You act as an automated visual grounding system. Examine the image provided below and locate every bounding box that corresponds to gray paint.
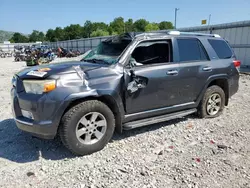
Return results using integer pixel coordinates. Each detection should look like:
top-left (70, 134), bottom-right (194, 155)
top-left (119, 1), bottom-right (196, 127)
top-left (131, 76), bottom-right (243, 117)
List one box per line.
top-left (12, 32), bottom-right (239, 139)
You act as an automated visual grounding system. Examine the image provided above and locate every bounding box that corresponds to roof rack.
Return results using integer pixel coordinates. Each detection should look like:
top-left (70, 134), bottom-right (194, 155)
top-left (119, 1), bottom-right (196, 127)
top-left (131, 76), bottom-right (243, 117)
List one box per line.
top-left (135, 32), bottom-right (163, 38)
top-left (167, 31), bottom-right (221, 38)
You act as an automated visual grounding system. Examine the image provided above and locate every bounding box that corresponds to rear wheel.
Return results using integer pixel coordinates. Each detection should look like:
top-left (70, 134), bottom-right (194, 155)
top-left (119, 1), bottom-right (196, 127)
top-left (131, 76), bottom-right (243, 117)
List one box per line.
top-left (60, 100), bottom-right (115, 156)
top-left (198, 85), bottom-right (225, 118)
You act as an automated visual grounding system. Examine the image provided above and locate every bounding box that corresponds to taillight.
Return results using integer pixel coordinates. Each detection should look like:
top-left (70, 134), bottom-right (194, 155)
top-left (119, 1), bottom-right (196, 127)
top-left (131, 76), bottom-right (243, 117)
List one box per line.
top-left (233, 60), bottom-right (241, 68)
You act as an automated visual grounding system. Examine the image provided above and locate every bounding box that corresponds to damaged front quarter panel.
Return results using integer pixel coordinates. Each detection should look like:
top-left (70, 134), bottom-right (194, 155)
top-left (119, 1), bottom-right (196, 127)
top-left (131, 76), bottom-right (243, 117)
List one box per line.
top-left (56, 65), bottom-right (90, 88)
top-left (60, 65), bottom-right (125, 133)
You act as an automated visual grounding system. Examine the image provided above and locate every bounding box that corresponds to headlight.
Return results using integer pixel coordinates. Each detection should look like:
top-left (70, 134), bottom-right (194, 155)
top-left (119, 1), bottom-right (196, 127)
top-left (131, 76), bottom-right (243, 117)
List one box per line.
top-left (23, 80), bottom-right (56, 94)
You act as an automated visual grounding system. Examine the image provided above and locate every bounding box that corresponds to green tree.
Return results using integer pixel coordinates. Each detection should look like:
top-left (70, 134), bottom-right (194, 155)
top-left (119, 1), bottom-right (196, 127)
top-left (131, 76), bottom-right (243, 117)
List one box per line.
top-left (46, 29), bottom-right (56, 42)
top-left (125, 19), bottom-right (134, 32)
top-left (10, 32), bottom-right (29, 43)
top-left (37, 32), bottom-right (45, 41)
top-left (133, 19), bottom-right (149, 32)
top-left (54, 27), bottom-right (65, 41)
top-left (83, 20), bottom-right (93, 38)
top-left (29, 30), bottom-right (45, 42)
top-left (107, 26), bottom-right (113, 35)
top-left (92, 22), bottom-right (108, 32)
top-left (44, 18), bottom-right (174, 42)
top-left (145, 23), bottom-right (159, 32)
top-left (64, 24), bottom-right (82, 40)
top-left (158, 21), bottom-right (174, 30)
top-left (9, 38), bottom-right (15, 43)
top-left (111, 31), bottom-right (118, 36)
top-left (110, 17), bottom-right (125, 34)
top-left (90, 29), bottom-right (109, 37)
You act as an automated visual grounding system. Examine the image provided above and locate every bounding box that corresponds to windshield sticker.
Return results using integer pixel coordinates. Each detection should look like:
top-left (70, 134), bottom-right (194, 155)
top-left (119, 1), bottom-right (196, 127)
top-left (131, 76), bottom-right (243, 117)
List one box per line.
top-left (27, 70), bottom-right (47, 77)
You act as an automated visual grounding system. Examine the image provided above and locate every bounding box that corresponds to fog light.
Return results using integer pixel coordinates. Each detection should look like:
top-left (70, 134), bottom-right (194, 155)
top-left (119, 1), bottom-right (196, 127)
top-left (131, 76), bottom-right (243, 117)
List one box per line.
top-left (21, 109), bottom-right (34, 119)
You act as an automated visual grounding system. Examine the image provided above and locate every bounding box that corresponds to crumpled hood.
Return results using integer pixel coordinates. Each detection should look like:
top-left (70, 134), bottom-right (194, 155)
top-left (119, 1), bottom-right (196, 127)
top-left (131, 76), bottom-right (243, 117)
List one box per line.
top-left (16, 61), bottom-right (105, 80)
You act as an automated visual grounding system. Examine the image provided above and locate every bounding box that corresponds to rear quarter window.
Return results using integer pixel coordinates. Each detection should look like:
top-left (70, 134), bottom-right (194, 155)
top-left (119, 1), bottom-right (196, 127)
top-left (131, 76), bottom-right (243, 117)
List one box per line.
top-left (208, 39), bottom-right (233, 59)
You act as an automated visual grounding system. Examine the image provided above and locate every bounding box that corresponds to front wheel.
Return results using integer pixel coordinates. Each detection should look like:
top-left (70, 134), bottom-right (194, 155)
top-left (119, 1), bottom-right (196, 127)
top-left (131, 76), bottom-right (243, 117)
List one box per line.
top-left (59, 100), bottom-right (115, 156)
top-left (198, 85), bottom-right (225, 118)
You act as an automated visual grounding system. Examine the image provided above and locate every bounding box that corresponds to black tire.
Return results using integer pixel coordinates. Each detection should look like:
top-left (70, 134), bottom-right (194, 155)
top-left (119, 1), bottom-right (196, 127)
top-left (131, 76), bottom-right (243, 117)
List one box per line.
top-left (197, 85), bottom-right (225, 118)
top-left (59, 100), bottom-right (115, 156)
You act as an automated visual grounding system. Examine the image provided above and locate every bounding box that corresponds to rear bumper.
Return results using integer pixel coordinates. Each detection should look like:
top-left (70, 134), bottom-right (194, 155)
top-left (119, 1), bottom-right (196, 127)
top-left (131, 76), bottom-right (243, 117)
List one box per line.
top-left (229, 74), bottom-right (239, 98)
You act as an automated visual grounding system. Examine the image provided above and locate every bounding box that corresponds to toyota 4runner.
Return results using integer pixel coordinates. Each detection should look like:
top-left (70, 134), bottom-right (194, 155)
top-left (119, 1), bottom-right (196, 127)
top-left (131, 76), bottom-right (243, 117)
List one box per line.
top-left (11, 31), bottom-right (240, 155)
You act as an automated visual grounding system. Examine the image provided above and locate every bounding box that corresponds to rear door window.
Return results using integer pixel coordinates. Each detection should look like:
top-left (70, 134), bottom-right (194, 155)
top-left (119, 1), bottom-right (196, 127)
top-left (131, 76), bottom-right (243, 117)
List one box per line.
top-left (177, 38), bottom-right (209, 62)
top-left (208, 39), bottom-right (233, 59)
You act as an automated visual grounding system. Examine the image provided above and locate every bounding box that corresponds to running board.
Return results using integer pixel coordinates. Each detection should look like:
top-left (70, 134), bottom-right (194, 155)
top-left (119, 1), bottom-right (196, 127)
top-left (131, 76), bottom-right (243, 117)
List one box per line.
top-left (123, 109), bottom-right (197, 130)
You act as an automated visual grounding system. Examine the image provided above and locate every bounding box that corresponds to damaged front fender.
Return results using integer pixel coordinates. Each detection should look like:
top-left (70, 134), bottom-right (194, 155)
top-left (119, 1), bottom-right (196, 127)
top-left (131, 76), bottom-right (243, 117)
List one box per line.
top-left (63, 88), bottom-right (125, 133)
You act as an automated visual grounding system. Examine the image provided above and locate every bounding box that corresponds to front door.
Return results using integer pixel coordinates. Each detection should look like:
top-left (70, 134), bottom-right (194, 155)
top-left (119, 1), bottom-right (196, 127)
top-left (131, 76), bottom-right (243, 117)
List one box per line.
top-left (125, 63), bottom-right (182, 114)
top-left (124, 39), bottom-right (190, 115)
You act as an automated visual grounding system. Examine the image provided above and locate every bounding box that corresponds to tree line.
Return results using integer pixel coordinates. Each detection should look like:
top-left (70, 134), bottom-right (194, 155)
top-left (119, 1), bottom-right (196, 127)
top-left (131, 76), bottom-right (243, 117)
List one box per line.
top-left (10, 17), bottom-right (174, 43)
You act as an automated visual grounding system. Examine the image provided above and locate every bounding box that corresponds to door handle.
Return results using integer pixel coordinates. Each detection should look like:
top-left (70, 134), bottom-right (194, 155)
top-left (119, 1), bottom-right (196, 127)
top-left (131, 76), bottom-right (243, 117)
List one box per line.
top-left (203, 67), bottom-right (212, 71)
top-left (167, 70), bottom-right (178, 75)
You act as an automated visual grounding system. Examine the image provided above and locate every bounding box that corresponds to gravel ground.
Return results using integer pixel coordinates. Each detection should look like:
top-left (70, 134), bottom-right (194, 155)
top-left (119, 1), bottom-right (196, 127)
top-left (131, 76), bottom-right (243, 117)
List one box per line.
top-left (0, 57), bottom-right (250, 188)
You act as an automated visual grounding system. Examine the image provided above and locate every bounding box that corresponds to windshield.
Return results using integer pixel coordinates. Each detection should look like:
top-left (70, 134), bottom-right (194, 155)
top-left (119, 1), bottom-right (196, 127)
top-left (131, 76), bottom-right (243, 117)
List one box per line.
top-left (82, 35), bottom-right (131, 64)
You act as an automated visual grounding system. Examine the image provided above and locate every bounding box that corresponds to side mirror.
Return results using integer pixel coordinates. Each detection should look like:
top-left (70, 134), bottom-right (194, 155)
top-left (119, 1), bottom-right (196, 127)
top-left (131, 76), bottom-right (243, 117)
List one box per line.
top-left (130, 58), bottom-right (137, 66)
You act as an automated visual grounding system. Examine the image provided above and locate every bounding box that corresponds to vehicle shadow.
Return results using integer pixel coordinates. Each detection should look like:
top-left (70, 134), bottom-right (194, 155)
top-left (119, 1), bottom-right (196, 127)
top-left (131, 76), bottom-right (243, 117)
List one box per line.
top-left (0, 116), bottom-right (193, 163)
top-left (0, 119), bottom-right (75, 163)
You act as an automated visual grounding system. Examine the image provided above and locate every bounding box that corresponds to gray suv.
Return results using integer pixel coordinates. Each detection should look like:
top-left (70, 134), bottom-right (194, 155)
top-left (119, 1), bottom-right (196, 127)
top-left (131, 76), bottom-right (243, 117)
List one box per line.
top-left (11, 31), bottom-right (240, 155)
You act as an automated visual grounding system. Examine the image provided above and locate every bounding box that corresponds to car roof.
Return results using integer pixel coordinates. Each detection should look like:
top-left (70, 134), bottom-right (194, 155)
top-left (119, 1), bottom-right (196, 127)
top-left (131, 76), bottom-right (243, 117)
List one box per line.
top-left (107, 31), bottom-right (222, 42)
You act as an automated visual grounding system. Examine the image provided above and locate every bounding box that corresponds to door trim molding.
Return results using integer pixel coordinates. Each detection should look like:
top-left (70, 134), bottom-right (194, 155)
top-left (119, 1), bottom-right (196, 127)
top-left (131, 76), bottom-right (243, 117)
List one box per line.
top-left (125, 102), bottom-right (195, 119)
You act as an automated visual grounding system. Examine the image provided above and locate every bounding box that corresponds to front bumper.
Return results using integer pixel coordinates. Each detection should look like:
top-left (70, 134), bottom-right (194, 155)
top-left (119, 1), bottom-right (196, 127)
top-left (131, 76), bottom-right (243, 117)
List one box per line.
top-left (11, 86), bottom-right (68, 139)
top-left (15, 117), bottom-right (56, 139)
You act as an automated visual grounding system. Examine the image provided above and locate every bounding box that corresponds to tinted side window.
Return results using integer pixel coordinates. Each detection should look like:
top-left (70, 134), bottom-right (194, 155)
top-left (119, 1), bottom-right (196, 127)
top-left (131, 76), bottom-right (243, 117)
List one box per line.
top-left (177, 38), bottom-right (209, 62)
top-left (208, 39), bottom-right (233, 59)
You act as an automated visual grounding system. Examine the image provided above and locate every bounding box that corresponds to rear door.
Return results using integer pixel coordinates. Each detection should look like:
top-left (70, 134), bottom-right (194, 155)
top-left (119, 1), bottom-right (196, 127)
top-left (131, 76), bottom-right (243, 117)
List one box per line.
top-left (175, 37), bottom-right (213, 102)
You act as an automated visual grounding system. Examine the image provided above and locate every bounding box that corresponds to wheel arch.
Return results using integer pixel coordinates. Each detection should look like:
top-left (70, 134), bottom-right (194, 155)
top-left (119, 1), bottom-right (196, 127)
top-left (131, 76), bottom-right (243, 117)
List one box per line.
top-left (207, 78), bottom-right (229, 106)
top-left (60, 90), bottom-right (125, 134)
top-left (197, 75), bottom-right (230, 106)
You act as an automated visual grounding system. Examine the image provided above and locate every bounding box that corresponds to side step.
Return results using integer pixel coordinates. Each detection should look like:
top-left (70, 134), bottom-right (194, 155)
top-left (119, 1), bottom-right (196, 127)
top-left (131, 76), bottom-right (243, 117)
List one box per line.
top-left (123, 108), bottom-right (197, 130)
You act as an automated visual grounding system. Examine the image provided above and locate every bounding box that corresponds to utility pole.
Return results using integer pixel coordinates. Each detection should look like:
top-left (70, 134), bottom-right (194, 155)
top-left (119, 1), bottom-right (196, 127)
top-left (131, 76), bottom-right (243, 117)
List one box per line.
top-left (174, 8), bottom-right (180, 29)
